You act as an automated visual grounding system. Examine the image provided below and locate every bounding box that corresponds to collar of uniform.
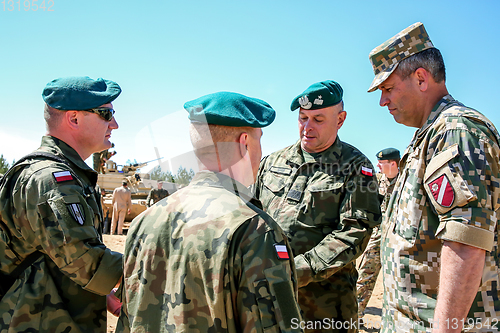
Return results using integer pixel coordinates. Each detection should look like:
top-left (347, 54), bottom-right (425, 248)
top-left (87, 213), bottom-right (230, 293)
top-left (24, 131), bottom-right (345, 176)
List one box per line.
top-left (287, 136), bottom-right (343, 165)
top-left (38, 135), bottom-right (98, 183)
top-left (190, 170), bottom-right (256, 202)
top-left (416, 94), bottom-right (457, 138)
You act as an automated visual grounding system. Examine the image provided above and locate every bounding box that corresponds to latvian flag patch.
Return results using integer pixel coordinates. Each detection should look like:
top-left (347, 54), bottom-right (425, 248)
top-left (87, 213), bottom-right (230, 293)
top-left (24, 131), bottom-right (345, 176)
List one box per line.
top-left (53, 171), bottom-right (73, 182)
top-left (428, 174), bottom-right (455, 207)
top-left (274, 244), bottom-right (290, 260)
top-left (361, 166), bottom-right (373, 177)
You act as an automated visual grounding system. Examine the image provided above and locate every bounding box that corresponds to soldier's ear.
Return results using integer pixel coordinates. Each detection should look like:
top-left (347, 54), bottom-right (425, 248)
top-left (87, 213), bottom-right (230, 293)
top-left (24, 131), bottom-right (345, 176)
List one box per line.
top-left (238, 132), bottom-right (249, 157)
top-left (65, 111), bottom-right (80, 129)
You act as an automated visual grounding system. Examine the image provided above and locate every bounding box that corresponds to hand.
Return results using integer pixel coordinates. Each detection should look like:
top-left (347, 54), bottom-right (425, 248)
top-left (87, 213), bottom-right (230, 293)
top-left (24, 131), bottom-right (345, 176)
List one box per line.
top-left (106, 288), bottom-right (122, 317)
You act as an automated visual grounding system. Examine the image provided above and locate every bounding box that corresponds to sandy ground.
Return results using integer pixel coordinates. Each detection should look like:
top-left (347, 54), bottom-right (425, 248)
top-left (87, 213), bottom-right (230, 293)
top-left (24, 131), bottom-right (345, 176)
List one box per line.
top-left (103, 234), bottom-right (383, 333)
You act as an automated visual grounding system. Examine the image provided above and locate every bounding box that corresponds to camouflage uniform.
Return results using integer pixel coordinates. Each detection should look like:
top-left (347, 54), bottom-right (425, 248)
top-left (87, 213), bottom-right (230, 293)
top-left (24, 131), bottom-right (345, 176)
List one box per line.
top-left (254, 138), bottom-right (382, 332)
top-left (356, 173), bottom-right (396, 315)
top-left (0, 136), bottom-right (123, 333)
top-left (117, 171), bottom-right (302, 332)
top-left (145, 187), bottom-right (169, 207)
top-left (381, 95), bottom-right (500, 332)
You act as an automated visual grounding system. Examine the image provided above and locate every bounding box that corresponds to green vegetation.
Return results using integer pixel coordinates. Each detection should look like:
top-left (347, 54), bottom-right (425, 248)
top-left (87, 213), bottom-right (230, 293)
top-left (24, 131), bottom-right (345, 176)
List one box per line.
top-left (0, 154), bottom-right (10, 174)
top-left (150, 166), bottom-right (195, 185)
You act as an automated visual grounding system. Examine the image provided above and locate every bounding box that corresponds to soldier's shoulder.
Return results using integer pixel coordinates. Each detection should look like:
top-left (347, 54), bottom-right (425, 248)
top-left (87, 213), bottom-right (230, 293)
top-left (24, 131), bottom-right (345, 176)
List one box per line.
top-left (339, 140), bottom-right (374, 166)
top-left (439, 105), bottom-right (499, 139)
top-left (261, 144), bottom-right (297, 168)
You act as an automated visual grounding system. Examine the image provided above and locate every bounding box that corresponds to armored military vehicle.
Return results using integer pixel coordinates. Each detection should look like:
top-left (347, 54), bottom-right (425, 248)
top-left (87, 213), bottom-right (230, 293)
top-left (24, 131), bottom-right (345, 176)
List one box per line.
top-left (98, 159), bottom-right (177, 231)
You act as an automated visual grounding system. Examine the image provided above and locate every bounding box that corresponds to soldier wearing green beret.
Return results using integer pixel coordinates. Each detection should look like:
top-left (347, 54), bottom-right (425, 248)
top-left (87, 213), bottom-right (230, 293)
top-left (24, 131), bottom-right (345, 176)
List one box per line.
top-left (253, 80), bottom-right (382, 332)
top-left (0, 77), bottom-right (123, 332)
top-left (117, 91), bottom-right (302, 332)
top-left (356, 148), bottom-right (399, 318)
top-left (369, 22), bottom-right (500, 331)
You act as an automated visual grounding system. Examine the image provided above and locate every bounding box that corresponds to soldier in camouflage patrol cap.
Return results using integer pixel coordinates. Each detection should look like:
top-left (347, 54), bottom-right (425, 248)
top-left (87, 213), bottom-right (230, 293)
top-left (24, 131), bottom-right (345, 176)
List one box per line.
top-left (369, 23), bottom-right (500, 332)
top-left (116, 91), bottom-right (302, 332)
top-left (0, 76), bottom-right (123, 332)
top-left (145, 181), bottom-right (169, 207)
top-left (356, 148), bottom-right (399, 317)
top-left (253, 80), bottom-right (382, 332)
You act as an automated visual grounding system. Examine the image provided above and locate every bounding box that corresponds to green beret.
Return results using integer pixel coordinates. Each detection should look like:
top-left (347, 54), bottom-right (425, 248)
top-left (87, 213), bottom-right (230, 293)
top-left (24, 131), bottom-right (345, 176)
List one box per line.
top-left (290, 80), bottom-right (343, 111)
top-left (376, 148), bottom-right (400, 161)
top-left (42, 76), bottom-right (121, 110)
top-left (184, 91), bottom-right (276, 128)
top-left (368, 22), bottom-right (434, 92)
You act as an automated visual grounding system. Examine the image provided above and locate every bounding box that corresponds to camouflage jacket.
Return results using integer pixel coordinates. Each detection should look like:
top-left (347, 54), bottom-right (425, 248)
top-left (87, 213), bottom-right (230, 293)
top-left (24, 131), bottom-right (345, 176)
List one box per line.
top-left (145, 188), bottom-right (169, 207)
top-left (381, 95), bottom-right (500, 332)
top-left (117, 171), bottom-right (302, 333)
top-left (376, 173), bottom-right (397, 215)
top-left (253, 138), bottom-right (382, 324)
top-left (0, 136), bottom-right (123, 333)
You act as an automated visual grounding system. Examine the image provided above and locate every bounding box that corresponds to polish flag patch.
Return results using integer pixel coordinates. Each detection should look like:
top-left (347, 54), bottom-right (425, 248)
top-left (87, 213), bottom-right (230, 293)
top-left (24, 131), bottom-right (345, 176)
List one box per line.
top-left (428, 174), bottom-right (455, 207)
top-left (361, 166), bottom-right (373, 176)
top-left (274, 244), bottom-right (290, 260)
top-left (53, 171), bottom-right (73, 182)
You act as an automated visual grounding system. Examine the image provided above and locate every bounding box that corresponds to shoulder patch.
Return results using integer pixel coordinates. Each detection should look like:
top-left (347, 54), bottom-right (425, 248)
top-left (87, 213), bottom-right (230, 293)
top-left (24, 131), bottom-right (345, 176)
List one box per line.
top-left (269, 166), bottom-right (292, 176)
top-left (427, 174), bottom-right (455, 207)
top-left (361, 166), bottom-right (373, 176)
top-left (274, 244), bottom-right (290, 260)
top-left (67, 203), bottom-right (86, 225)
top-left (53, 170), bottom-right (74, 182)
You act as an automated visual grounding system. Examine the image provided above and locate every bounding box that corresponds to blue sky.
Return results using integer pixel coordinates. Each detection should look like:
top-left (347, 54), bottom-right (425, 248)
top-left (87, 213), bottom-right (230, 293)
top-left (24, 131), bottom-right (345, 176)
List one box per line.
top-left (1, 0), bottom-right (499, 174)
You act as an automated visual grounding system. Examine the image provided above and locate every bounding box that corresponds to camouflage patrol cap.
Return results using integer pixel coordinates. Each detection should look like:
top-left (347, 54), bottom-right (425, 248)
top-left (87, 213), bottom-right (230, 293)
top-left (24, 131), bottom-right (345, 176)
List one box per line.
top-left (368, 22), bottom-right (434, 92)
top-left (376, 148), bottom-right (400, 161)
top-left (290, 80), bottom-right (343, 111)
top-left (184, 91), bottom-right (276, 128)
top-left (42, 76), bottom-right (122, 110)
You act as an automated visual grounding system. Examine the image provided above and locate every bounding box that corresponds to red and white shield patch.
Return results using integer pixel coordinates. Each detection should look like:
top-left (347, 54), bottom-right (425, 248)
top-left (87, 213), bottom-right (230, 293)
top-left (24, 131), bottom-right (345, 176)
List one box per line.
top-left (428, 174), bottom-right (455, 207)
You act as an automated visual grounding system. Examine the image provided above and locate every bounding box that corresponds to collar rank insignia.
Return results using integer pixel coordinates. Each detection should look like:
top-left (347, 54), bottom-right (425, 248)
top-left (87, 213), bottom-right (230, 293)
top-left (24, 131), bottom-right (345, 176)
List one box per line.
top-left (428, 174), bottom-right (454, 207)
top-left (67, 203), bottom-right (85, 225)
top-left (274, 244), bottom-right (290, 260)
top-left (53, 171), bottom-right (73, 182)
top-left (299, 95), bottom-right (312, 109)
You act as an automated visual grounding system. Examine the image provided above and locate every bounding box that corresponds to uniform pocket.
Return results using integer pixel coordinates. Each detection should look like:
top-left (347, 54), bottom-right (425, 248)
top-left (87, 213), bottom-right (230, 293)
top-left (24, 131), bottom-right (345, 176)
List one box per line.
top-left (254, 279), bottom-right (278, 330)
top-left (392, 148), bottom-right (424, 245)
top-left (263, 171), bottom-right (287, 194)
top-left (297, 177), bottom-right (344, 227)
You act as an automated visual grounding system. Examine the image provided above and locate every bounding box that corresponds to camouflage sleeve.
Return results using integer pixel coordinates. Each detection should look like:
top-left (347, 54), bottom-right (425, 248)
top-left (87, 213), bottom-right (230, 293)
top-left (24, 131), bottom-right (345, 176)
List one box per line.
top-left (145, 190), bottom-right (152, 207)
top-left (251, 155), bottom-right (269, 198)
top-left (232, 215), bottom-right (303, 332)
top-left (16, 165), bottom-right (122, 295)
top-left (295, 161), bottom-right (382, 287)
top-left (424, 122), bottom-right (500, 251)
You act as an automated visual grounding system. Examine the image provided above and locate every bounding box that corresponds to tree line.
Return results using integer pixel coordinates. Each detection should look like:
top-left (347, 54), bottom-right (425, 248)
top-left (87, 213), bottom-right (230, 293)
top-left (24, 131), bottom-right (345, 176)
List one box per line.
top-left (0, 154), bottom-right (11, 174)
top-left (149, 165), bottom-right (195, 185)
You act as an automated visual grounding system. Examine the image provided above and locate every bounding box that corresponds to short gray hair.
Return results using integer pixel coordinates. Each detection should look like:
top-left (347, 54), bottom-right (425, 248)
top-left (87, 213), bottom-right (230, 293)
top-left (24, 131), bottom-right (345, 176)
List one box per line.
top-left (394, 48), bottom-right (446, 83)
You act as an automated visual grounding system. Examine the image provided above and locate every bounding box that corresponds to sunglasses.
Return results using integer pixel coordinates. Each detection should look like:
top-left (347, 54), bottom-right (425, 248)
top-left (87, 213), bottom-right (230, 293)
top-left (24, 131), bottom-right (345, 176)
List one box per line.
top-left (84, 108), bottom-right (115, 121)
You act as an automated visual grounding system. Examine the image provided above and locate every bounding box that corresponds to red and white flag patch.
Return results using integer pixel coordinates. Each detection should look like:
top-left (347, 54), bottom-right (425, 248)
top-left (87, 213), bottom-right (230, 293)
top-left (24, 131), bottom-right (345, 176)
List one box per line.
top-left (274, 244), bottom-right (290, 260)
top-left (361, 166), bottom-right (373, 176)
top-left (428, 174), bottom-right (455, 207)
top-left (53, 171), bottom-right (73, 182)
